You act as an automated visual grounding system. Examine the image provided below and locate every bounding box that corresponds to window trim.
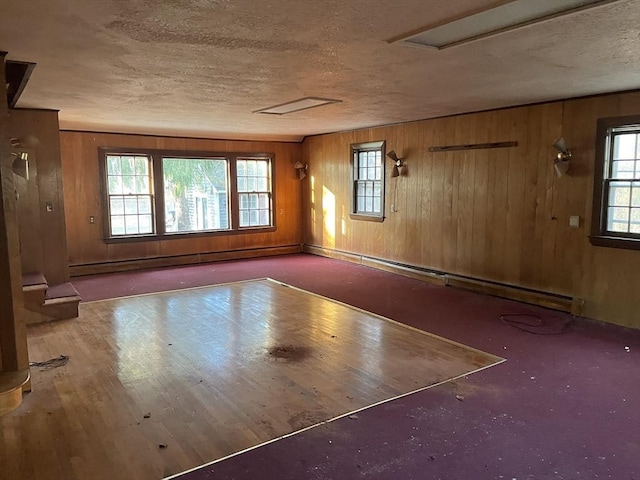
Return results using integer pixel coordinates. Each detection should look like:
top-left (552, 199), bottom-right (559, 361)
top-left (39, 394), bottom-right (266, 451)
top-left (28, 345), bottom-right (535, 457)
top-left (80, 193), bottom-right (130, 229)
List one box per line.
top-left (349, 140), bottom-right (386, 222)
top-left (590, 114), bottom-right (640, 250)
top-left (99, 147), bottom-right (276, 242)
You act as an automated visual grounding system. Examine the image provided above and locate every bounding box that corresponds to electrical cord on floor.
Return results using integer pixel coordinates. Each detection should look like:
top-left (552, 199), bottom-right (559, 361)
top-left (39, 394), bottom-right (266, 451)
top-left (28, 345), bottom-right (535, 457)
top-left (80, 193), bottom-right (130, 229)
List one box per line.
top-left (500, 314), bottom-right (572, 335)
top-left (29, 355), bottom-right (69, 370)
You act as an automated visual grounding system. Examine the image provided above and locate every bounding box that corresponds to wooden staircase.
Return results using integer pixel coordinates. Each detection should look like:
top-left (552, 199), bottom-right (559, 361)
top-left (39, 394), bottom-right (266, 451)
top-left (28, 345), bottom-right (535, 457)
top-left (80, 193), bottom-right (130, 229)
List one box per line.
top-left (22, 272), bottom-right (81, 324)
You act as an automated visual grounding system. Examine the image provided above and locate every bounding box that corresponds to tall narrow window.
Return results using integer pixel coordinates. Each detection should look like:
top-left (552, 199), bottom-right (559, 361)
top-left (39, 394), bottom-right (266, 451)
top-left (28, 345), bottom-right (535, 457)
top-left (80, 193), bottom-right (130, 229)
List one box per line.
top-left (237, 158), bottom-right (272, 227)
top-left (350, 141), bottom-right (385, 221)
top-left (105, 154), bottom-right (154, 236)
top-left (591, 115), bottom-right (640, 249)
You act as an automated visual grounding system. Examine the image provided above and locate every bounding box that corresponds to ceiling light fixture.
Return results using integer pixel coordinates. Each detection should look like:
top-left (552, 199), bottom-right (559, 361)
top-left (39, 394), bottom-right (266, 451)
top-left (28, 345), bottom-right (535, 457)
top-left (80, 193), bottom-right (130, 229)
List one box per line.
top-left (254, 97), bottom-right (342, 115)
top-left (391, 0), bottom-right (619, 50)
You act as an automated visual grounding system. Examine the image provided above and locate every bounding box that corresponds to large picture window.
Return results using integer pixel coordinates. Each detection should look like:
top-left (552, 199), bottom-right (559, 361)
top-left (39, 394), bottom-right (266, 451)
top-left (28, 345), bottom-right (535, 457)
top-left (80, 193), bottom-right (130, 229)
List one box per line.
top-left (591, 115), bottom-right (640, 249)
top-left (100, 148), bottom-right (274, 240)
top-left (350, 141), bottom-right (385, 221)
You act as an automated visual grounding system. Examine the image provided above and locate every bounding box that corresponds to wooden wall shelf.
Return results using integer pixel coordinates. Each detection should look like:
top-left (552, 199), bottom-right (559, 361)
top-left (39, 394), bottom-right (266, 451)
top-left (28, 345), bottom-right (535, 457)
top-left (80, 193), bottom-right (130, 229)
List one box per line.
top-left (428, 141), bottom-right (518, 152)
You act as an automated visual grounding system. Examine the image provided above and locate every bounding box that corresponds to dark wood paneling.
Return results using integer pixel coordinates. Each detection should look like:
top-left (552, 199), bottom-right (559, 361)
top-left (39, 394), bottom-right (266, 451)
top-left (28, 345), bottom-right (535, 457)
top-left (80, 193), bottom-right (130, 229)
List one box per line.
top-left (60, 132), bottom-right (303, 268)
top-left (10, 109), bottom-right (69, 285)
top-left (0, 54), bottom-right (29, 380)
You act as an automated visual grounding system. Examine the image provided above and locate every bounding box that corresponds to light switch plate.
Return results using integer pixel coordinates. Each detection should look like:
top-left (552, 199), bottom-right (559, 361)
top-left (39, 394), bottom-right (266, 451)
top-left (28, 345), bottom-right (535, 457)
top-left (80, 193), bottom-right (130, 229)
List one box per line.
top-left (569, 215), bottom-right (580, 228)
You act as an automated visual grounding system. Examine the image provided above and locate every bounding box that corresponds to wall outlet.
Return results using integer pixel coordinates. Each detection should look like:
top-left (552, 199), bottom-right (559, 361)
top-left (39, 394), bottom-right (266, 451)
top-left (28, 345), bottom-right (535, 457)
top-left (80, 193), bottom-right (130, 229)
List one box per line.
top-left (90, 216), bottom-right (95, 224)
top-left (569, 215), bottom-right (580, 228)
top-left (45, 201), bottom-right (53, 212)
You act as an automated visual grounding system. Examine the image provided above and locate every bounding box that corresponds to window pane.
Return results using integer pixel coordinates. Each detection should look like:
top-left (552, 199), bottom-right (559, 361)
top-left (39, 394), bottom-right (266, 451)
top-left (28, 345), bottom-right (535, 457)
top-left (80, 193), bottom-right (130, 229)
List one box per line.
top-left (111, 215), bottom-right (125, 235)
top-left (259, 193), bottom-right (269, 208)
top-left (359, 167), bottom-right (367, 180)
top-left (240, 210), bottom-right (249, 227)
top-left (107, 156), bottom-right (121, 175)
top-left (373, 197), bottom-right (381, 213)
top-left (608, 207), bottom-right (629, 232)
top-left (612, 161), bottom-right (635, 179)
top-left (124, 197), bottom-right (138, 214)
top-left (122, 175), bottom-right (136, 194)
top-left (247, 176), bottom-right (256, 191)
top-left (163, 157), bottom-right (229, 233)
top-left (365, 197), bottom-right (373, 212)
top-left (257, 177), bottom-right (268, 191)
top-left (138, 196), bottom-right (151, 214)
top-left (249, 194), bottom-right (258, 209)
top-left (247, 161), bottom-right (256, 176)
top-left (237, 160), bottom-right (246, 177)
top-left (631, 208), bottom-right (640, 232)
top-left (122, 156), bottom-right (135, 175)
top-left (632, 183), bottom-right (640, 207)
top-left (259, 210), bottom-right (269, 225)
top-left (134, 157), bottom-right (148, 175)
top-left (238, 177), bottom-right (247, 192)
top-left (125, 215), bottom-right (139, 234)
top-left (257, 161), bottom-right (267, 176)
top-left (139, 215), bottom-right (153, 233)
top-left (613, 134), bottom-right (637, 160)
top-left (108, 175), bottom-right (123, 194)
top-left (136, 176), bottom-right (149, 194)
top-left (250, 210), bottom-right (259, 225)
top-left (357, 196), bottom-right (365, 211)
top-left (609, 182), bottom-right (631, 206)
top-left (110, 197), bottom-right (124, 215)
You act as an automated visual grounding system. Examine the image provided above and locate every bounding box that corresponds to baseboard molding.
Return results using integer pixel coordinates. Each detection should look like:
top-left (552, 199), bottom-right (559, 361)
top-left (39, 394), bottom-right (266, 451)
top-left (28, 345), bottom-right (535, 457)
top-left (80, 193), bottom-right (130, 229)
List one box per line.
top-left (69, 245), bottom-right (302, 277)
top-left (303, 244), bottom-right (584, 315)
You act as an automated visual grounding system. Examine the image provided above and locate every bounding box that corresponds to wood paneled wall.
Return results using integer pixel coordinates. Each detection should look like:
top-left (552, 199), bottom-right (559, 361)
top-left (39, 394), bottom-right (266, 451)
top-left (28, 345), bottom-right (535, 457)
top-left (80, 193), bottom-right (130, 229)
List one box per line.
top-left (60, 132), bottom-right (303, 268)
top-left (0, 55), bottom-right (29, 376)
top-left (9, 109), bottom-right (69, 285)
top-left (302, 91), bottom-right (640, 328)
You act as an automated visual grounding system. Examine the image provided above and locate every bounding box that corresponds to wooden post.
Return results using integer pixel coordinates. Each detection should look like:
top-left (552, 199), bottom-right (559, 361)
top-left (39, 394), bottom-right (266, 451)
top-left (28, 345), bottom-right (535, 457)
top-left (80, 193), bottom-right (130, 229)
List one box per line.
top-left (0, 51), bottom-right (30, 414)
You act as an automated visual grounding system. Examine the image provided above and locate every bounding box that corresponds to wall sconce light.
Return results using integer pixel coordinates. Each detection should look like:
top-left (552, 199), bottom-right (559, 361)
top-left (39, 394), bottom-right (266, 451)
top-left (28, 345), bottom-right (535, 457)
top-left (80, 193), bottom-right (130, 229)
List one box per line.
top-left (552, 137), bottom-right (571, 177)
top-left (387, 150), bottom-right (405, 177)
top-left (294, 161), bottom-right (308, 180)
top-left (9, 136), bottom-right (38, 181)
top-left (12, 152), bottom-right (29, 180)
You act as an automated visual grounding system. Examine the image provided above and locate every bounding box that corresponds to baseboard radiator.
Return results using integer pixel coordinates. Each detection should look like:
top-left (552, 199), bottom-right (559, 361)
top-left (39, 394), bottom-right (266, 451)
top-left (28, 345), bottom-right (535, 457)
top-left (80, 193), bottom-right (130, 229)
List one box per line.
top-left (303, 244), bottom-right (584, 316)
top-left (69, 245), bottom-right (302, 277)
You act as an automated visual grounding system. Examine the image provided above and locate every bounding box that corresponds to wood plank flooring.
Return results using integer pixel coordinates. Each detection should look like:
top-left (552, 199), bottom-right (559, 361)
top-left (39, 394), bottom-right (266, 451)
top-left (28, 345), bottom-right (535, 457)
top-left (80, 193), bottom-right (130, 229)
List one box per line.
top-left (0, 279), bottom-right (503, 480)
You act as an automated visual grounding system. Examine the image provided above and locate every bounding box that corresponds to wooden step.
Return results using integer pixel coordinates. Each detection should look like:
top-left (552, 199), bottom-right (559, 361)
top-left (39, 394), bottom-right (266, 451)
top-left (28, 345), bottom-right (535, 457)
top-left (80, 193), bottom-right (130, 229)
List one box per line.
top-left (22, 272), bottom-right (48, 307)
top-left (25, 282), bottom-right (82, 325)
top-left (0, 369), bottom-right (30, 417)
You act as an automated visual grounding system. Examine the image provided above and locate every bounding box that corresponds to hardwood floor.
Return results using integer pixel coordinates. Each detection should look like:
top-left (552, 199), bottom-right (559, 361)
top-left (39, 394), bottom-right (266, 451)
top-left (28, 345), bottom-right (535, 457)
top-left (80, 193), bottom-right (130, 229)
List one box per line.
top-left (0, 279), bottom-right (503, 480)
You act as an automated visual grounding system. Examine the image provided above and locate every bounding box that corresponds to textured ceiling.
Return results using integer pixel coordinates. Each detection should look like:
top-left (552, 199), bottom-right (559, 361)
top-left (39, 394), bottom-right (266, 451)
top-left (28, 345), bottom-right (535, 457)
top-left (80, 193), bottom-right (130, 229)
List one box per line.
top-left (1, 0), bottom-right (639, 142)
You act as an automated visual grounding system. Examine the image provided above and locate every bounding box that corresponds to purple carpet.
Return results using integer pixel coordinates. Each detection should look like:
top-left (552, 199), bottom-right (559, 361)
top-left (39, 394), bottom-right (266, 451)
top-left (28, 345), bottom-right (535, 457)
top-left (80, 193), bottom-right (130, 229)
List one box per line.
top-left (72, 254), bottom-right (640, 480)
